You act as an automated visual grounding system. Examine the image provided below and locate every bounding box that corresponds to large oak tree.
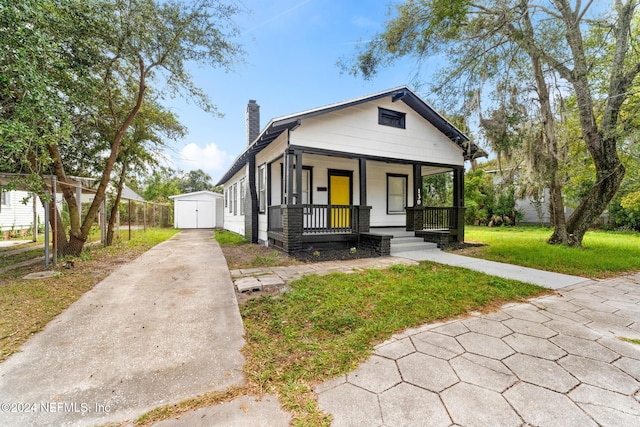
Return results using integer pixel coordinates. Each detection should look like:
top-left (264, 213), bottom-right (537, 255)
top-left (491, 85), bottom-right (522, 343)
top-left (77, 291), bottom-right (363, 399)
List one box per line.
top-left (346, 0), bottom-right (640, 246)
top-left (1, 0), bottom-right (243, 255)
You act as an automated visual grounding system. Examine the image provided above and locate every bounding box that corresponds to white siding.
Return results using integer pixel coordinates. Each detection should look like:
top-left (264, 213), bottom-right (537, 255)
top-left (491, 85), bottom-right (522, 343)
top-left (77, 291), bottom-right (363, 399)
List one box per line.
top-left (0, 190), bottom-right (45, 232)
top-left (290, 98), bottom-right (464, 166)
top-left (222, 167), bottom-right (247, 236)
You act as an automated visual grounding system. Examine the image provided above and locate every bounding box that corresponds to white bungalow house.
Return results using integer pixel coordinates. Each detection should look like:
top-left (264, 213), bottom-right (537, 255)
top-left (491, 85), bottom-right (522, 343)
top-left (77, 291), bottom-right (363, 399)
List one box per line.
top-left (217, 86), bottom-right (485, 255)
top-left (0, 189), bottom-right (45, 238)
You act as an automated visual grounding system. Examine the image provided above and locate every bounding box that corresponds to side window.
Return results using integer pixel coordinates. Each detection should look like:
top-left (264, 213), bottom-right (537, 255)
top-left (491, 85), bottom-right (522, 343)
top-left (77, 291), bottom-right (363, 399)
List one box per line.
top-left (239, 179), bottom-right (245, 215)
top-left (258, 164), bottom-right (266, 213)
top-left (1, 189), bottom-right (10, 207)
top-left (232, 183), bottom-right (237, 215)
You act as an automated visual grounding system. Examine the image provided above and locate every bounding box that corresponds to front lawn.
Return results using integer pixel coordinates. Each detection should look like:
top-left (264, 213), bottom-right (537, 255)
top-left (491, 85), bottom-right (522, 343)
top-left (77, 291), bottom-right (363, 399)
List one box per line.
top-left (240, 262), bottom-right (544, 425)
top-left (137, 246), bottom-right (546, 426)
top-left (459, 226), bottom-right (640, 278)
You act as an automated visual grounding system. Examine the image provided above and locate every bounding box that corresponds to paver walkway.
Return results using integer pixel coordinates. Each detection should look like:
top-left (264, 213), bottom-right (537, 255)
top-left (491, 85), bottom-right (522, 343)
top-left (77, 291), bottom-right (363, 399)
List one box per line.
top-left (316, 273), bottom-right (640, 427)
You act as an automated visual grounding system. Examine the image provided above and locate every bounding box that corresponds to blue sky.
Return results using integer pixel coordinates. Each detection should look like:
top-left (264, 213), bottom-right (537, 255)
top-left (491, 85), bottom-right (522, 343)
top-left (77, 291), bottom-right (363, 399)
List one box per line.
top-left (166, 0), bottom-right (443, 182)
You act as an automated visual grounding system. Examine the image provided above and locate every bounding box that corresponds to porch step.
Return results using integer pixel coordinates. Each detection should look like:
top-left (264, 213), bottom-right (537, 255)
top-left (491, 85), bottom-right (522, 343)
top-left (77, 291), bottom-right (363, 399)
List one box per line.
top-left (390, 237), bottom-right (438, 255)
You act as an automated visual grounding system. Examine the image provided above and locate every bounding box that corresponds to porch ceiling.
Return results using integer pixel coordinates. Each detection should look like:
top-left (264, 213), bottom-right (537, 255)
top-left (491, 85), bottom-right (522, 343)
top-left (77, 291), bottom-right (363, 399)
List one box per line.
top-left (421, 165), bottom-right (454, 176)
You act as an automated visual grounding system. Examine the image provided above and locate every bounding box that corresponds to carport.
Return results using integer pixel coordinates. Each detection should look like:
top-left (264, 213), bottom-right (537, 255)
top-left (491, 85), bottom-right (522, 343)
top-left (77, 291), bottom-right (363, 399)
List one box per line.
top-left (169, 191), bottom-right (223, 229)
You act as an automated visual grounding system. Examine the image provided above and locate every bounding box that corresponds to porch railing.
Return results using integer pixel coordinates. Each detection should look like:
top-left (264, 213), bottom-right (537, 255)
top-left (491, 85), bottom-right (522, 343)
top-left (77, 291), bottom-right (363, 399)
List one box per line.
top-left (406, 206), bottom-right (460, 231)
top-left (423, 206), bottom-right (457, 230)
top-left (302, 204), bottom-right (358, 234)
top-left (267, 204), bottom-right (359, 234)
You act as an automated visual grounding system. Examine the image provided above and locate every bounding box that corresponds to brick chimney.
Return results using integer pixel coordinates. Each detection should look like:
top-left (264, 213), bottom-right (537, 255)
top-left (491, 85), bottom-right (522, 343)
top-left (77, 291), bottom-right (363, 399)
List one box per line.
top-left (246, 100), bottom-right (260, 146)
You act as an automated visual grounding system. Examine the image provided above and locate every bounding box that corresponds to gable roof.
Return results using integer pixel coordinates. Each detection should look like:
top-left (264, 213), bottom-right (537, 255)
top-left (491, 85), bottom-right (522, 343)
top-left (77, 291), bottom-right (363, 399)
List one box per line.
top-left (217, 86), bottom-right (486, 185)
top-left (169, 190), bottom-right (223, 200)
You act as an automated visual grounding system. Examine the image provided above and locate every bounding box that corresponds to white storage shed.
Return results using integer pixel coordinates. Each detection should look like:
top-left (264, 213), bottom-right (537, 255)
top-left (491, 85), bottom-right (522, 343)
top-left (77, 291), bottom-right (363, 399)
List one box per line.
top-left (169, 191), bottom-right (223, 229)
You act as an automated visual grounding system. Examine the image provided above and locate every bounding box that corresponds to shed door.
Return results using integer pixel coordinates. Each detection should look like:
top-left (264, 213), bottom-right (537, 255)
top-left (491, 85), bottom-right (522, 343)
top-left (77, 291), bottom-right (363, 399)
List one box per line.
top-left (177, 200), bottom-right (215, 229)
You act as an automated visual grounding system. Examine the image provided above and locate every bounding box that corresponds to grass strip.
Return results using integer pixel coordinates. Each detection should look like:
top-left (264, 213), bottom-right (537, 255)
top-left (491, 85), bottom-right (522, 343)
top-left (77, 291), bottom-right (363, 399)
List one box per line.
top-left (461, 226), bottom-right (640, 278)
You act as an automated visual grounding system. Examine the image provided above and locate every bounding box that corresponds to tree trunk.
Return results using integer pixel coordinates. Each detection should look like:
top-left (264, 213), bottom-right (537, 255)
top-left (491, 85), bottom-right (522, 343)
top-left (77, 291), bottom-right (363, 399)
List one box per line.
top-left (527, 45), bottom-right (569, 245)
top-left (47, 143), bottom-right (85, 255)
top-left (106, 162), bottom-right (127, 246)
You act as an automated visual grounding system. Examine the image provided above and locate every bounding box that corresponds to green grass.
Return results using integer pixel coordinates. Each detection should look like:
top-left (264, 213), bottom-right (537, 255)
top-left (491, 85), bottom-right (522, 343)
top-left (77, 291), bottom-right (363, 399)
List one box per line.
top-left (214, 229), bottom-right (301, 269)
top-left (214, 229), bottom-right (247, 245)
top-left (462, 226), bottom-right (640, 278)
top-left (0, 249), bottom-right (45, 269)
top-left (240, 262), bottom-right (545, 425)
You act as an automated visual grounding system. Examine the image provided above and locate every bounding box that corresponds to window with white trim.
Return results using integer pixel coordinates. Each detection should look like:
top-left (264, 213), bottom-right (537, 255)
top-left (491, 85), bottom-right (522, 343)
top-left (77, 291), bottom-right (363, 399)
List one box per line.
top-left (258, 164), bottom-right (266, 213)
top-left (1, 189), bottom-right (9, 207)
top-left (239, 179), bottom-right (245, 215)
top-left (232, 183), bottom-right (238, 215)
top-left (387, 174), bottom-right (407, 214)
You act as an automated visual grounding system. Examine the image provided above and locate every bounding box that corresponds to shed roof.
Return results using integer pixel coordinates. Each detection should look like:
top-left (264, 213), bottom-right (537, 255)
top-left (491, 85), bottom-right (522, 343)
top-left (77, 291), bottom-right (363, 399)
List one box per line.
top-left (169, 190), bottom-right (224, 200)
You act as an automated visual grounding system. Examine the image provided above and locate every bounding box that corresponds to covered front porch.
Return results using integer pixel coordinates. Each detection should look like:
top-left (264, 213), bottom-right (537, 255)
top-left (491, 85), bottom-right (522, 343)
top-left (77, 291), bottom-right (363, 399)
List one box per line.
top-left (264, 147), bottom-right (465, 255)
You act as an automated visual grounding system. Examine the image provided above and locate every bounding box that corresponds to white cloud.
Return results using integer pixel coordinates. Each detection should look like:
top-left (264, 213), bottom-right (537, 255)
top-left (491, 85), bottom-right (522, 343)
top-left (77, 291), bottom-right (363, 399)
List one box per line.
top-left (178, 143), bottom-right (231, 172)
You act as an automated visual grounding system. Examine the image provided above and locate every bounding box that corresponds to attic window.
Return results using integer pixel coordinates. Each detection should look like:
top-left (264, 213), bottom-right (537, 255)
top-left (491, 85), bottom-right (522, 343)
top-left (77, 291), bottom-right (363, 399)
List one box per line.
top-left (378, 108), bottom-right (405, 129)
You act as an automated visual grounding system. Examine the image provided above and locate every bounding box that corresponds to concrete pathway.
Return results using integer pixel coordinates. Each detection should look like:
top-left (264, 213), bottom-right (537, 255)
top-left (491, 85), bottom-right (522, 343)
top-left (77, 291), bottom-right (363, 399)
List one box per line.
top-left (0, 230), bottom-right (258, 427)
top-left (317, 273), bottom-right (640, 427)
top-left (230, 257), bottom-right (418, 292)
top-left (395, 247), bottom-right (589, 289)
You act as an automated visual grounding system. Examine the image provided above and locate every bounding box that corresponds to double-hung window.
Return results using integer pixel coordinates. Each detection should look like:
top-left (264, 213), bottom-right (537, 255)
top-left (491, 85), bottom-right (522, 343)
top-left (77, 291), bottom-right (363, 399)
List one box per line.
top-left (258, 164), bottom-right (266, 213)
top-left (239, 179), bottom-right (245, 215)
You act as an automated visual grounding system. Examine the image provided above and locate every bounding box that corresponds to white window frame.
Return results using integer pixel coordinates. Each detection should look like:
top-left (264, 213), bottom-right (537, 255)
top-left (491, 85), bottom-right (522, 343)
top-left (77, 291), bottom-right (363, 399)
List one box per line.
top-left (232, 183), bottom-right (237, 215)
top-left (1, 189), bottom-right (9, 207)
top-left (258, 164), bottom-right (266, 213)
top-left (239, 178), bottom-right (245, 215)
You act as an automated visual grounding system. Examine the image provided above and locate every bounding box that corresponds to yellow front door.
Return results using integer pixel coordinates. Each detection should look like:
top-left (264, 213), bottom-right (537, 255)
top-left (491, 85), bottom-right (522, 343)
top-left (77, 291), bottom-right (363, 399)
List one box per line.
top-left (330, 174), bottom-right (351, 228)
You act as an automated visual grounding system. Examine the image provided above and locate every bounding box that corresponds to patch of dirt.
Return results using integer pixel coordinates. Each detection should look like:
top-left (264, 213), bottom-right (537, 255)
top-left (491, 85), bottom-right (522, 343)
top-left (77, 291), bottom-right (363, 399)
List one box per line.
top-left (221, 244), bottom-right (304, 270)
top-left (235, 285), bottom-right (289, 306)
top-left (444, 241), bottom-right (487, 253)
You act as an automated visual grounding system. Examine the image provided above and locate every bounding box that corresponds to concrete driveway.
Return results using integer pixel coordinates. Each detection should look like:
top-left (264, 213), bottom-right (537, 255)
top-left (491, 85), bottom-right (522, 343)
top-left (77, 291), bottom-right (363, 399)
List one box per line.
top-left (0, 230), bottom-right (246, 426)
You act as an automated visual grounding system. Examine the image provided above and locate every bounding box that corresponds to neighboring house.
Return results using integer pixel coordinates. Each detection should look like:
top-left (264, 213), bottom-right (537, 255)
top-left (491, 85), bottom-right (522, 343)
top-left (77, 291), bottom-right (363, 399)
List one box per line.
top-left (0, 189), bottom-right (45, 237)
top-left (169, 191), bottom-right (223, 229)
top-left (485, 169), bottom-right (575, 226)
top-left (217, 86), bottom-right (485, 255)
